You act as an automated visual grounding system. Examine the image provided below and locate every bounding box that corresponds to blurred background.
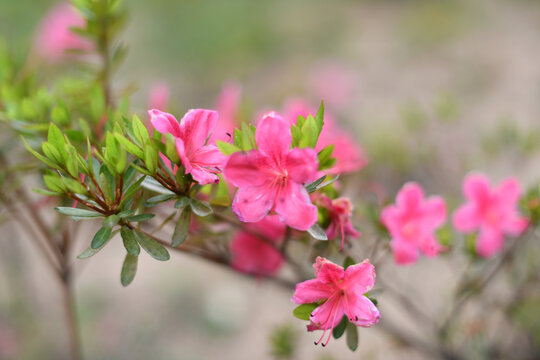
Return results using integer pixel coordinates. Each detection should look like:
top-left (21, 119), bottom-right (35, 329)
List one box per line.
top-left (2, 0), bottom-right (540, 359)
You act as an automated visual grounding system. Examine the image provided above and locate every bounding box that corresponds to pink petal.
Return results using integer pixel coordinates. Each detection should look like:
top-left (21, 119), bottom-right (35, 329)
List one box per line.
top-left (232, 183), bottom-right (277, 223)
top-left (396, 182), bottom-right (424, 211)
top-left (255, 112), bottom-right (291, 162)
top-left (190, 167), bottom-right (220, 185)
top-left (391, 239), bottom-right (419, 265)
top-left (502, 215), bottom-right (528, 236)
top-left (191, 145), bottom-right (227, 168)
top-left (497, 177), bottom-right (521, 204)
top-left (179, 109), bottom-right (218, 152)
top-left (148, 82), bottom-right (170, 110)
top-left (230, 231), bottom-right (283, 276)
top-left (343, 260), bottom-right (375, 294)
top-left (149, 109), bottom-right (182, 137)
top-left (224, 151), bottom-right (274, 188)
top-left (310, 297), bottom-right (346, 330)
top-left (418, 235), bottom-right (442, 258)
top-left (347, 294), bottom-right (380, 327)
top-left (314, 257), bottom-right (345, 284)
top-left (285, 148), bottom-right (318, 184)
top-left (476, 227), bottom-right (504, 258)
top-left (421, 196), bottom-right (446, 228)
top-left (379, 205), bottom-right (402, 234)
top-left (463, 173), bottom-right (491, 204)
top-left (452, 204), bottom-right (480, 232)
top-left (175, 137), bottom-right (192, 172)
top-left (292, 279), bottom-right (335, 304)
top-left (275, 182), bottom-right (318, 231)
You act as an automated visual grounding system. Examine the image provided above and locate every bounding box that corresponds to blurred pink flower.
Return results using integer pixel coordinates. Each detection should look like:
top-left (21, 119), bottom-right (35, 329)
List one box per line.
top-left (149, 109), bottom-right (227, 185)
top-left (315, 194), bottom-right (360, 250)
top-left (148, 82), bottom-right (170, 110)
top-left (380, 183), bottom-right (446, 265)
top-left (453, 173), bottom-right (528, 258)
top-left (309, 62), bottom-right (356, 107)
top-left (34, 3), bottom-right (92, 62)
top-left (224, 112), bottom-right (318, 230)
top-left (230, 216), bottom-right (285, 276)
top-left (211, 82), bottom-right (242, 142)
top-left (292, 257), bottom-right (380, 346)
top-left (283, 99), bottom-right (368, 175)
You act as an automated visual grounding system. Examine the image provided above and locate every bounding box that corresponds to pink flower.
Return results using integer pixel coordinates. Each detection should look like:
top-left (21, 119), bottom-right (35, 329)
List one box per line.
top-left (380, 183), bottom-right (446, 265)
top-left (149, 109), bottom-right (227, 185)
top-left (315, 194), bottom-right (360, 250)
top-left (292, 257), bottom-right (380, 346)
top-left (148, 82), bottom-right (170, 110)
top-left (224, 112), bottom-right (318, 231)
top-left (34, 3), bottom-right (93, 62)
top-left (230, 216), bottom-right (285, 276)
top-left (211, 82), bottom-right (242, 142)
top-left (282, 99), bottom-right (368, 175)
top-left (453, 173), bottom-right (528, 258)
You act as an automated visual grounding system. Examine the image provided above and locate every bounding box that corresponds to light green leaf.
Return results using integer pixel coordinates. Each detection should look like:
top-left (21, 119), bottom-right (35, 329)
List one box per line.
top-left (292, 303), bottom-right (318, 320)
top-left (216, 140), bottom-right (241, 155)
top-left (120, 253), bottom-right (138, 287)
top-left (55, 207), bottom-right (102, 218)
top-left (308, 224), bottom-right (328, 241)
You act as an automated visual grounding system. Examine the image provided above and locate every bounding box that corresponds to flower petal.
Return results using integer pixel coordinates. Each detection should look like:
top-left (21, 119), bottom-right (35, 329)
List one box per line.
top-left (224, 150), bottom-right (275, 188)
top-left (285, 148), bottom-right (318, 184)
top-left (179, 109), bottom-right (218, 152)
top-left (343, 260), bottom-right (375, 294)
top-left (502, 215), bottom-right (528, 236)
top-left (255, 112), bottom-right (291, 162)
top-left (418, 234), bottom-right (442, 258)
top-left (292, 279), bottom-right (335, 304)
top-left (232, 184), bottom-right (277, 223)
top-left (190, 166), bottom-right (219, 185)
top-left (149, 109), bottom-right (181, 137)
top-left (391, 239), bottom-right (419, 265)
top-left (275, 182), bottom-right (318, 231)
top-left (464, 173), bottom-right (491, 203)
top-left (421, 196), bottom-right (446, 229)
top-left (452, 204), bottom-right (480, 232)
top-left (175, 137), bottom-right (192, 172)
top-left (310, 296), bottom-right (346, 330)
top-left (396, 182), bottom-right (424, 211)
top-left (497, 177), bottom-right (521, 204)
top-left (191, 145), bottom-right (227, 168)
top-left (314, 257), bottom-right (344, 284)
top-left (230, 231), bottom-right (283, 276)
top-left (476, 227), bottom-right (504, 258)
top-left (347, 294), bottom-right (381, 328)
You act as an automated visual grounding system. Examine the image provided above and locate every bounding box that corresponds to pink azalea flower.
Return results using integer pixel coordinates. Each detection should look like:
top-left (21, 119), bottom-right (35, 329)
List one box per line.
top-left (282, 99), bottom-right (368, 175)
top-left (34, 3), bottom-right (93, 62)
top-left (224, 112), bottom-right (319, 231)
top-left (453, 173), bottom-right (528, 258)
top-left (315, 194), bottom-right (360, 250)
top-left (230, 216), bottom-right (285, 276)
top-left (149, 109), bottom-right (227, 185)
top-left (380, 183), bottom-right (446, 265)
top-left (292, 257), bottom-right (380, 347)
top-left (148, 82), bottom-right (170, 110)
top-left (211, 82), bottom-right (242, 142)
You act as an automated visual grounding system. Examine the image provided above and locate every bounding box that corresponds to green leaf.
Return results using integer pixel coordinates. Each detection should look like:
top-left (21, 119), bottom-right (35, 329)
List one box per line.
top-left (307, 176), bottom-right (339, 193)
top-left (240, 122), bottom-right (257, 151)
top-left (117, 210), bottom-right (135, 218)
top-left (77, 239), bottom-right (110, 259)
top-left (102, 214), bottom-right (120, 228)
top-left (120, 227), bottom-right (141, 256)
top-left (91, 226), bottom-right (112, 249)
top-left (346, 322), bottom-right (359, 351)
top-left (211, 175), bottom-right (230, 206)
top-left (42, 142), bottom-right (63, 164)
top-left (62, 177), bottom-right (88, 195)
top-left (189, 198), bottom-right (213, 217)
top-left (317, 145), bottom-right (335, 171)
top-left (55, 207), bottom-right (102, 218)
top-left (164, 133), bottom-right (181, 163)
top-left (115, 132), bottom-right (144, 158)
top-left (48, 123), bottom-right (67, 161)
top-left (125, 213), bottom-right (155, 222)
top-left (44, 174), bottom-right (66, 193)
top-left (299, 116), bottom-right (318, 148)
top-left (135, 230), bottom-right (170, 261)
top-left (22, 137), bottom-right (59, 169)
top-left (119, 175), bottom-right (146, 207)
top-left (174, 197), bottom-right (190, 209)
top-left (314, 101), bottom-right (325, 135)
top-left (120, 253), bottom-right (138, 287)
top-left (141, 176), bottom-right (174, 195)
top-left (305, 175), bottom-right (327, 193)
top-left (144, 193), bottom-right (175, 207)
top-left (172, 208), bottom-right (191, 247)
top-left (307, 224), bottom-right (328, 241)
top-left (292, 303), bottom-right (318, 321)
top-left (332, 316), bottom-right (348, 339)
top-left (216, 140), bottom-right (241, 155)
top-left (132, 115), bottom-right (149, 146)
top-left (343, 256), bottom-right (356, 269)
top-left (32, 188), bottom-right (61, 196)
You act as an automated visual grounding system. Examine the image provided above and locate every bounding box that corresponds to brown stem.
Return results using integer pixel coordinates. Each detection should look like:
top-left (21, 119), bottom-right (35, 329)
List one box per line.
top-left (60, 272), bottom-right (81, 360)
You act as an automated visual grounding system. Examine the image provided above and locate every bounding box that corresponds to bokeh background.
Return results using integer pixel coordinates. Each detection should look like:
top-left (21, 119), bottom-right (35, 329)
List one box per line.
top-left (2, 0), bottom-right (540, 359)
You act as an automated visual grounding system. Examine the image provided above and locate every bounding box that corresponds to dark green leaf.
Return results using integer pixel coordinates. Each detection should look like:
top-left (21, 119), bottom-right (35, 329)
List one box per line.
top-left (172, 208), bottom-right (191, 247)
top-left (144, 193), bottom-right (175, 207)
top-left (346, 322), bottom-right (359, 351)
top-left (292, 303), bottom-right (318, 321)
top-left (120, 253), bottom-right (138, 287)
top-left (307, 176), bottom-right (339, 193)
top-left (189, 198), bottom-right (213, 217)
top-left (55, 207), bottom-right (102, 218)
top-left (120, 227), bottom-right (140, 256)
top-left (125, 213), bottom-right (155, 222)
top-left (332, 316), bottom-right (348, 339)
top-left (135, 230), bottom-right (170, 261)
top-left (102, 214), bottom-right (120, 228)
top-left (174, 197), bottom-right (190, 209)
top-left (91, 226), bottom-right (112, 249)
top-left (308, 224), bottom-right (328, 241)
top-left (305, 175), bottom-right (327, 193)
top-left (343, 256), bottom-right (356, 269)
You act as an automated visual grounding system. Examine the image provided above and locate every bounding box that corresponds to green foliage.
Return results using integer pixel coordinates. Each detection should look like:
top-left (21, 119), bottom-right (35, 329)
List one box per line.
top-left (307, 224), bottom-right (328, 241)
top-left (120, 253), bottom-right (138, 287)
top-left (291, 101), bottom-right (325, 148)
top-left (269, 323), bottom-right (299, 359)
top-left (292, 303), bottom-right (318, 321)
top-left (332, 316), bottom-right (348, 339)
top-left (172, 208), bottom-right (191, 247)
top-left (345, 321), bottom-right (359, 351)
top-left (134, 229), bottom-right (170, 261)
